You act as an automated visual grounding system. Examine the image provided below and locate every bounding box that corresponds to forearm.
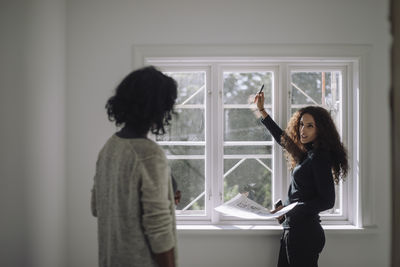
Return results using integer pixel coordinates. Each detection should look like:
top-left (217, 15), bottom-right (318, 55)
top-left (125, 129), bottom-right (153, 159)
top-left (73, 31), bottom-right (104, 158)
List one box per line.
top-left (155, 248), bottom-right (175, 267)
top-left (141, 156), bottom-right (176, 254)
top-left (142, 191), bottom-right (175, 253)
top-left (260, 114), bottom-right (284, 146)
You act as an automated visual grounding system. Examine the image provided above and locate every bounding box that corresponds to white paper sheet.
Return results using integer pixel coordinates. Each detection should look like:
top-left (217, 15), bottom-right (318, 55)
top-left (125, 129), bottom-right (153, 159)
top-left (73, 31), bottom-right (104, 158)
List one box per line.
top-left (214, 193), bottom-right (298, 219)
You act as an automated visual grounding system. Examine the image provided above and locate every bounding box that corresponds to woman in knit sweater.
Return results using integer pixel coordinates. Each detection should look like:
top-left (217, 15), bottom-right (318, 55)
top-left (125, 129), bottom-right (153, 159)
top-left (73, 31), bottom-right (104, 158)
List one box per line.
top-left (91, 66), bottom-right (178, 267)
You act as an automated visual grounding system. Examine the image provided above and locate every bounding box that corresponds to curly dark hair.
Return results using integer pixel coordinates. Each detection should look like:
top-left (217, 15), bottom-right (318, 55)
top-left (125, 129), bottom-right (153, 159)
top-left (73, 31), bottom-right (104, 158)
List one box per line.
top-left (105, 66), bottom-right (177, 135)
top-left (281, 106), bottom-right (349, 184)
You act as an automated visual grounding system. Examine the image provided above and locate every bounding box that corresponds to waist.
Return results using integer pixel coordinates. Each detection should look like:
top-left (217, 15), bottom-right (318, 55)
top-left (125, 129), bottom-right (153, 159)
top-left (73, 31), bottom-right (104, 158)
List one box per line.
top-left (283, 213), bottom-right (321, 229)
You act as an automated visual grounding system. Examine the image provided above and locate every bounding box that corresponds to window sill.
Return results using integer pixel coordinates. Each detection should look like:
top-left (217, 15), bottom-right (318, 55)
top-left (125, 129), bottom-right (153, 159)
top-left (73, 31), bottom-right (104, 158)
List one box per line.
top-left (176, 224), bottom-right (376, 235)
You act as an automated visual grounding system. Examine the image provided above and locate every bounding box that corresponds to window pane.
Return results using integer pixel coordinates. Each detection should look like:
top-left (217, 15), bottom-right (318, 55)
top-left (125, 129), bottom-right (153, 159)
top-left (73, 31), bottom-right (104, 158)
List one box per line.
top-left (223, 71), bottom-right (273, 143)
top-left (224, 158), bottom-right (272, 209)
top-left (170, 159), bottom-right (205, 215)
top-left (156, 108), bottom-right (205, 141)
top-left (159, 71), bottom-right (207, 217)
top-left (290, 71), bottom-right (341, 127)
top-left (158, 71), bottom-right (205, 141)
top-left (222, 70), bottom-right (274, 216)
top-left (165, 72), bottom-right (205, 105)
top-left (224, 109), bottom-right (272, 141)
top-left (223, 72), bottom-right (272, 104)
top-left (290, 70), bottom-right (343, 215)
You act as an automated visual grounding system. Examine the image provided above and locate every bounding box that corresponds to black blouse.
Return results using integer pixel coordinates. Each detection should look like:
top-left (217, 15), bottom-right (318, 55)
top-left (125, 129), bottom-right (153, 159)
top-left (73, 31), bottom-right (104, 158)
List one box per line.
top-left (261, 115), bottom-right (335, 228)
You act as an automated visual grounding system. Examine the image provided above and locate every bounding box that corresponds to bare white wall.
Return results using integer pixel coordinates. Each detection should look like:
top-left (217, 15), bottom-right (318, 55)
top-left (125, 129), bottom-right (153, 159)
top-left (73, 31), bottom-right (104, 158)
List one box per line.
top-left (1, 0), bottom-right (380, 266)
top-left (0, 1), bottom-right (28, 266)
top-left (0, 0), bottom-right (66, 267)
top-left (24, 0), bottom-right (67, 266)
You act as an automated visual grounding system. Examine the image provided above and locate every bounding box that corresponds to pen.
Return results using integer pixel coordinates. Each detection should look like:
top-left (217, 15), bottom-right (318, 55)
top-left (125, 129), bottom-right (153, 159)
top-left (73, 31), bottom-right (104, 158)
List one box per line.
top-left (258, 84), bottom-right (264, 94)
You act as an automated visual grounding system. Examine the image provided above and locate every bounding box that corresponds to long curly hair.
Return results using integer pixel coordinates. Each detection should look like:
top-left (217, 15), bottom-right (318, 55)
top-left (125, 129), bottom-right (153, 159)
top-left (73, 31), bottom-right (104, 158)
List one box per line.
top-left (105, 66), bottom-right (177, 135)
top-left (281, 106), bottom-right (349, 184)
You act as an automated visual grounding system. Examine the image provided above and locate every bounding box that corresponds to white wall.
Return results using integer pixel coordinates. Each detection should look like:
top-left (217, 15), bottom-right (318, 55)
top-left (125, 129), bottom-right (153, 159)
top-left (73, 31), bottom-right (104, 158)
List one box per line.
top-left (1, 0), bottom-right (390, 266)
top-left (0, 0), bottom-right (66, 267)
top-left (25, 0), bottom-right (67, 266)
top-left (0, 1), bottom-right (28, 266)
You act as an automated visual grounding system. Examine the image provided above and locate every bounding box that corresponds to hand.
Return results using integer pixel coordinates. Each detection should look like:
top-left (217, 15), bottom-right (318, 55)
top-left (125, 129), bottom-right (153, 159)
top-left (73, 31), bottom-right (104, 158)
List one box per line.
top-left (270, 205), bottom-right (285, 224)
top-left (254, 92), bottom-right (265, 111)
top-left (154, 248), bottom-right (175, 267)
top-left (174, 190), bottom-right (181, 205)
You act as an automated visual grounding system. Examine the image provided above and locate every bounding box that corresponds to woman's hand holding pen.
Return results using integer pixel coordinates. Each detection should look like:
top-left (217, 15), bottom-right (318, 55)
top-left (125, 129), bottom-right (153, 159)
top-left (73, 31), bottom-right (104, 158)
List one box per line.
top-left (254, 92), bottom-right (269, 119)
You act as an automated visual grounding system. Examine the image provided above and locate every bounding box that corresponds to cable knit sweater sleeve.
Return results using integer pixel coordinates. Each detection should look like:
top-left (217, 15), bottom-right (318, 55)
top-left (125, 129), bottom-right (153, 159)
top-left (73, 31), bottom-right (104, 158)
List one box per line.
top-left (140, 154), bottom-right (176, 254)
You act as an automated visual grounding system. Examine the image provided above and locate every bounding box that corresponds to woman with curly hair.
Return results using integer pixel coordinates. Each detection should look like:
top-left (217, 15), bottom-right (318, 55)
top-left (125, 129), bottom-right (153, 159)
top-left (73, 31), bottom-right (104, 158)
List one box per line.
top-left (254, 92), bottom-right (348, 267)
top-left (91, 66), bottom-right (178, 267)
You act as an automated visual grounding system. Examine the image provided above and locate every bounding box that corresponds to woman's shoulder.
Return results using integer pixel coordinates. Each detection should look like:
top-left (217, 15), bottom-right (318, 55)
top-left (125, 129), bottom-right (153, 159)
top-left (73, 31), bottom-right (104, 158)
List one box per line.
top-left (110, 135), bottom-right (166, 160)
top-left (132, 139), bottom-right (165, 158)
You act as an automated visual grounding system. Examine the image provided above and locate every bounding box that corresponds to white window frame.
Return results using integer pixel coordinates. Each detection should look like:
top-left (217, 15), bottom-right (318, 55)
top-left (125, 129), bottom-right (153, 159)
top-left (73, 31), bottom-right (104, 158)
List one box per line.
top-left (133, 44), bottom-right (370, 229)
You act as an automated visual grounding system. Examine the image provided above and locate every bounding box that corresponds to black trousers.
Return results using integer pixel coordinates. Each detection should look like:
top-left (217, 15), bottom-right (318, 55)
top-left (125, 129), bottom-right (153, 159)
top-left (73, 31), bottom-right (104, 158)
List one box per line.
top-left (277, 223), bottom-right (325, 267)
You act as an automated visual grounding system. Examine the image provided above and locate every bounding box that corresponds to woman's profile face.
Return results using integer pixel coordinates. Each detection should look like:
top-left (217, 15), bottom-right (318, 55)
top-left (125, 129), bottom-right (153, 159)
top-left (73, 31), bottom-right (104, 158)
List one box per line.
top-left (299, 113), bottom-right (317, 144)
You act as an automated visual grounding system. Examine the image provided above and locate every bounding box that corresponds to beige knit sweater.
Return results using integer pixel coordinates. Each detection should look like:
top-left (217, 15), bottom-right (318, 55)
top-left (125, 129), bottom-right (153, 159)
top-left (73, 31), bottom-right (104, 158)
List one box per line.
top-left (91, 135), bottom-right (177, 267)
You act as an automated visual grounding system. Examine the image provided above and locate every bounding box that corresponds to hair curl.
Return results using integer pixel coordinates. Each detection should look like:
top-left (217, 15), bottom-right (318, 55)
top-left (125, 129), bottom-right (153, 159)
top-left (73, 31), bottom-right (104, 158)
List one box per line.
top-left (281, 106), bottom-right (349, 184)
top-left (105, 66), bottom-right (177, 135)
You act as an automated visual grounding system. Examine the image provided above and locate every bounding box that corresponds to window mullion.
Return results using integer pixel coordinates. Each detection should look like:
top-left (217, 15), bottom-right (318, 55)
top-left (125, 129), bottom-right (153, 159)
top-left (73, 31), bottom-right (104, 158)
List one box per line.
top-left (205, 65), bottom-right (213, 221)
top-left (278, 63), bottom-right (290, 199)
top-left (341, 65), bottom-right (349, 223)
top-left (210, 63), bottom-right (223, 224)
top-left (351, 61), bottom-right (361, 227)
